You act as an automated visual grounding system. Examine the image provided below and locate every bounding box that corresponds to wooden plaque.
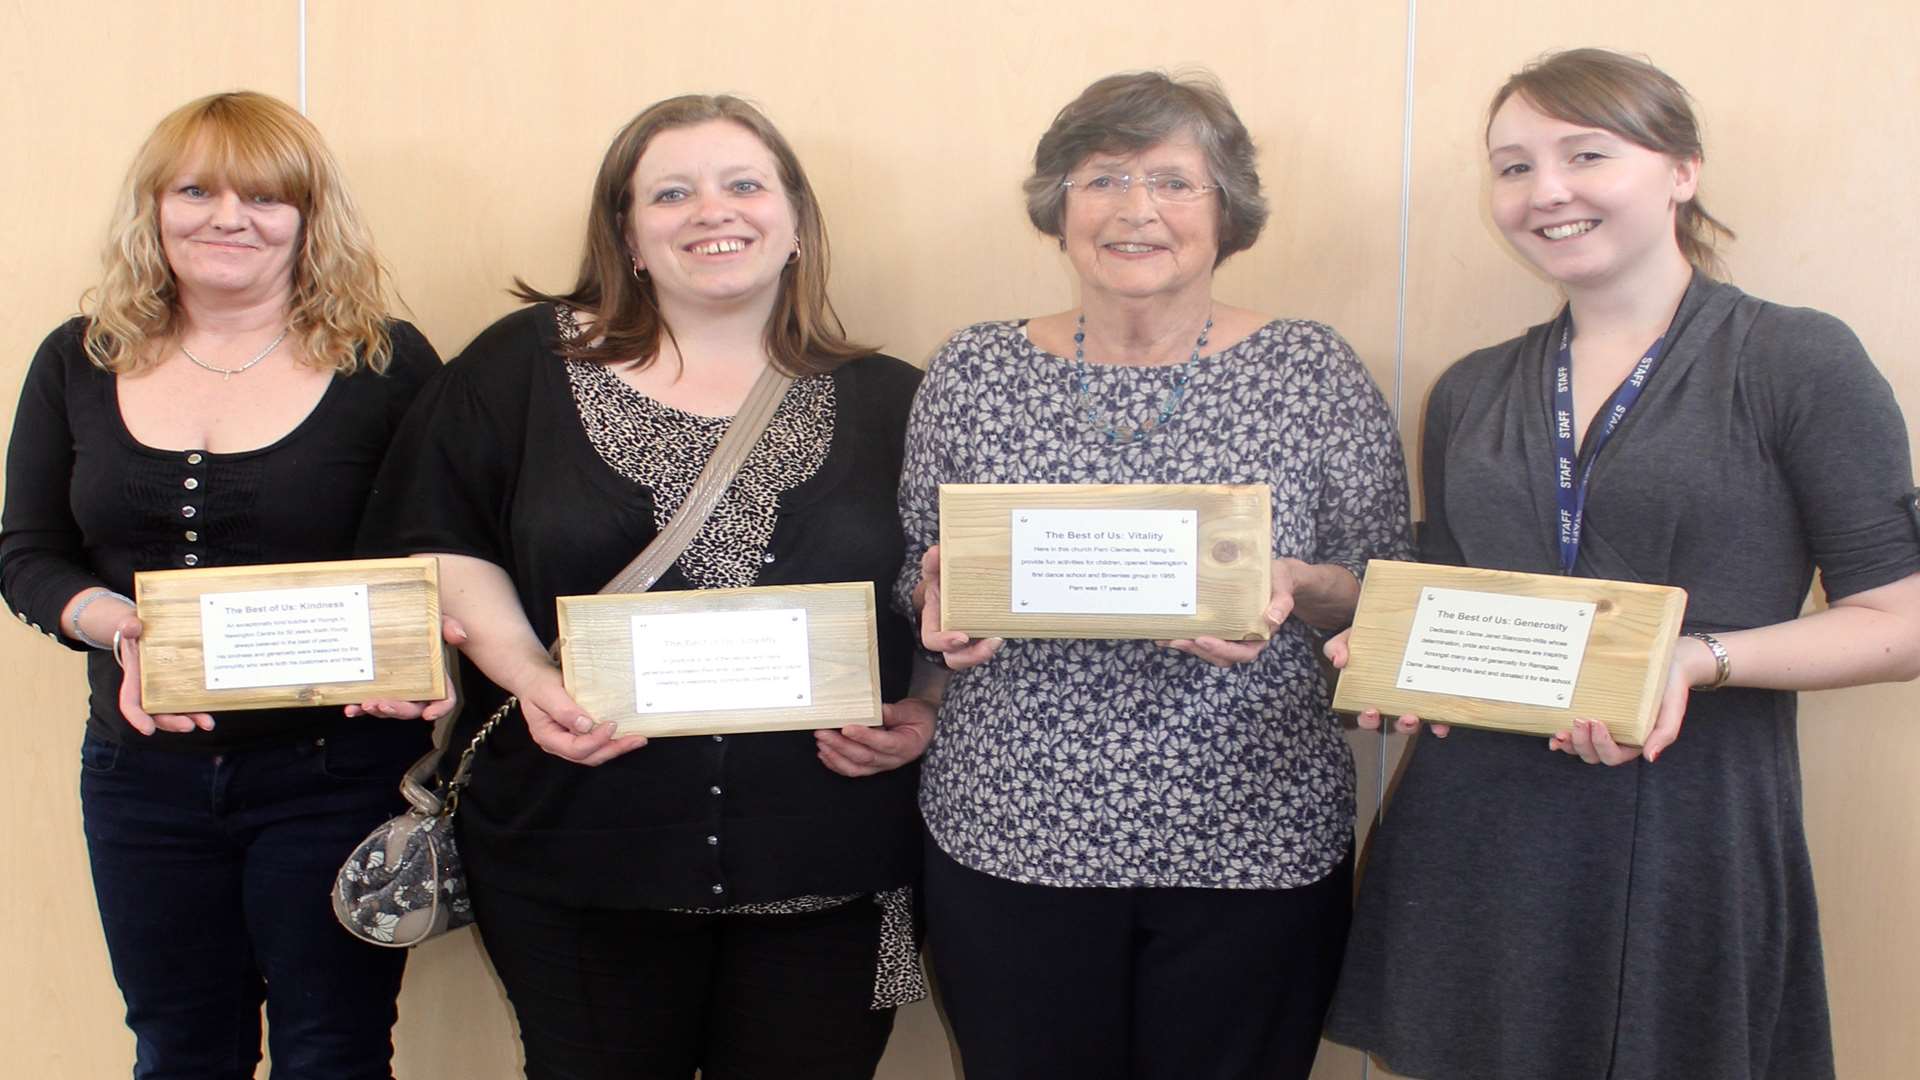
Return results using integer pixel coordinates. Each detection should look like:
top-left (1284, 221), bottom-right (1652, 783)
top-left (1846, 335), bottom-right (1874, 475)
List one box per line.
top-left (556, 581), bottom-right (882, 738)
top-left (938, 483), bottom-right (1272, 641)
top-left (1331, 560), bottom-right (1687, 745)
top-left (135, 557), bottom-right (444, 713)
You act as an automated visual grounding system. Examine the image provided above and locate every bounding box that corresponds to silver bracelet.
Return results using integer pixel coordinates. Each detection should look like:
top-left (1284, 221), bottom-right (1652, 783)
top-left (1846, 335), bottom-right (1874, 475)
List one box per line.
top-left (1683, 631), bottom-right (1732, 691)
top-left (69, 588), bottom-right (132, 650)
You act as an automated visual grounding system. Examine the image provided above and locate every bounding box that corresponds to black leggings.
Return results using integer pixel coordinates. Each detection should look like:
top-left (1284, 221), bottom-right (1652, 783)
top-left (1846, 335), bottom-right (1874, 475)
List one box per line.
top-left (924, 838), bottom-right (1352, 1080)
top-left (470, 879), bottom-right (896, 1080)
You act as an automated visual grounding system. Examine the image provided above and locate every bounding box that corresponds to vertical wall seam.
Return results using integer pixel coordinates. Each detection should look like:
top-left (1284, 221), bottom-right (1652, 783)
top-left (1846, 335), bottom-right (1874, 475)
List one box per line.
top-left (297, 0), bottom-right (308, 113)
top-left (1393, 0), bottom-right (1415, 431)
top-left (1378, 0), bottom-right (1418, 831)
top-left (1359, 7), bottom-right (1416, 1079)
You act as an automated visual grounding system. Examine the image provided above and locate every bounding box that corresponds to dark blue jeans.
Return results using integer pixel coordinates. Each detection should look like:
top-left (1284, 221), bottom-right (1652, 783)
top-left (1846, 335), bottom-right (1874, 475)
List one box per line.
top-left (79, 725), bottom-right (418, 1080)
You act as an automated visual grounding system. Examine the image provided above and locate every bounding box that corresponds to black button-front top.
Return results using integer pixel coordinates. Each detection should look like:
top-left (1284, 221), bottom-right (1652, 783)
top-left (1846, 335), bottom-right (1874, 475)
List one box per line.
top-left (0, 318), bottom-right (442, 752)
top-left (357, 304), bottom-right (923, 910)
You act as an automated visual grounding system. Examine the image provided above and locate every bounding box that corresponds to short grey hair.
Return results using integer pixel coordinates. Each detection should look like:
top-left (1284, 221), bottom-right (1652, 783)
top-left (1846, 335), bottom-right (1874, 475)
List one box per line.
top-left (1023, 70), bottom-right (1268, 266)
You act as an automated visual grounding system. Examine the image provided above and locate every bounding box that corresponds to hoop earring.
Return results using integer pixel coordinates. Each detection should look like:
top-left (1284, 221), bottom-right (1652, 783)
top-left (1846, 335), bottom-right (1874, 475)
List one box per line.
top-left (631, 258), bottom-right (648, 281)
top-left (788, 239), bottom-right (801, 265)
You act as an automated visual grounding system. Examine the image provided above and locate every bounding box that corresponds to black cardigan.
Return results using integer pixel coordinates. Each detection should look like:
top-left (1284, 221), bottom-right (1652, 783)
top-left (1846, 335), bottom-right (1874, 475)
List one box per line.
top-left (0, 317), bottom-right (442, 751)
top-left (358, 304), bottom-right (923, 908)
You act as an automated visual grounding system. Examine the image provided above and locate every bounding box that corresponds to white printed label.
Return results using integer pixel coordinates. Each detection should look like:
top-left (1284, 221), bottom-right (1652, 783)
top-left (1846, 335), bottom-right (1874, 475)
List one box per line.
top-left (631, 609), bottom-right (813, 714)
top-left (1396, 587), bottom-right (1596, 708)
top-left (199, 584), bottom-right (376, 690)
top-left (1009, 508), bottom-right (1197, 615)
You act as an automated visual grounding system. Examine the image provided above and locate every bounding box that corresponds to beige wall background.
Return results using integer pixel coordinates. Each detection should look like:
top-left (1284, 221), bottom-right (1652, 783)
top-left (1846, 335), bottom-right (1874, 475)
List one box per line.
top-left (1, 2), bottom-right (1913, 1077)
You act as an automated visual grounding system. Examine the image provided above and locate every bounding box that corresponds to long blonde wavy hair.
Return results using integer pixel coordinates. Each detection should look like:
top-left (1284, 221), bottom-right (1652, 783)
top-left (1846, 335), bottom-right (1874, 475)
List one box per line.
top-left (82, 91), bottom-right (395, 375)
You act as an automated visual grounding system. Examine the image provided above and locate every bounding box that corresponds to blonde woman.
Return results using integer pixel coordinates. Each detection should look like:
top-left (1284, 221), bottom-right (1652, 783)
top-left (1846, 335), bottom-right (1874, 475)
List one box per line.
top-left (0, 92), bottom-right (439, 1078)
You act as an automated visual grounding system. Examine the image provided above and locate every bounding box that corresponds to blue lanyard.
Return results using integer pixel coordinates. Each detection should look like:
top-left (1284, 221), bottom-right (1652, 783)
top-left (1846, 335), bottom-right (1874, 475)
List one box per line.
top-left (1550, 323), bottom-right (1669, 573)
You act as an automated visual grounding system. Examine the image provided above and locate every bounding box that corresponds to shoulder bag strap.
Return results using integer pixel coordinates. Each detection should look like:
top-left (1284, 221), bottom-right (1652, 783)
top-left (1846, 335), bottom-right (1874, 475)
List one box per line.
top-left (404, 364), bottom-right (798, 810)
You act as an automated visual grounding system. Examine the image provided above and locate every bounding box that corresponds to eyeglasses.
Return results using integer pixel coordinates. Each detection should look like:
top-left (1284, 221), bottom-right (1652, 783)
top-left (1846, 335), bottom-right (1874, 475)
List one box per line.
top-left (1058, 172), bottom-right (1221, 205)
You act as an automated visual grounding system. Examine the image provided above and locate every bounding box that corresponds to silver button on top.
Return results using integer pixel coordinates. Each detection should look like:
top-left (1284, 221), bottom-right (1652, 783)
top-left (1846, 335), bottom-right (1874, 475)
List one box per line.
top-left (183, 554), bottom-right (199, 566)
top-left (761, 552), bottom-right (775, 564)
top-left (707, 835), bottom-right (719, 845)
top-left (711, 735), bottom-right (724, 742)
top-left (183, 477), bottom-right (199, 491)
top-left (186, 452), bottom-right (203, 465)
top-left (182, 506), bottom-right (197, 518)
top-left (185, 530), bottom-right (198, 542)
top-left (709, 785), bottom-right (723, 796)
top-left (710, 884), bottom-right (724, 895)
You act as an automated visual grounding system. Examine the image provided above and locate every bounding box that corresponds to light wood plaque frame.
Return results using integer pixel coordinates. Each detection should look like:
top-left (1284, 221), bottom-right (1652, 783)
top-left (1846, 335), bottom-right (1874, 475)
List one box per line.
top-left (135, 557), bottom-right (444, 713)
top-left (556, 581), bottom-right (882, 738)
top-left (937, 483), bottom-right (1272, 641)
top-left (1331, 560), bottom-right (1687, 745)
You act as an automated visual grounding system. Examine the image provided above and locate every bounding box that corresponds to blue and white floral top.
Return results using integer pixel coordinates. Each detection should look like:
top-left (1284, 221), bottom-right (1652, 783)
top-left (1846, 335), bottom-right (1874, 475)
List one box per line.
top-left (895, 319), bottom-right (1412, 889)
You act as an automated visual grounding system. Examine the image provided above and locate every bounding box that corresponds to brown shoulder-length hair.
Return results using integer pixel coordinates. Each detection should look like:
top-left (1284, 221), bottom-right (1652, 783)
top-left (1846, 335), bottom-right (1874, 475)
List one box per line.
top-left (83, 91), bottom-right (396, 375)
top-left (515, 95), bottom-right (869, 376)
top-left (1489, 49), bottom-right (1735, 277)
top-left (1023, 70), bottom-right (1268, 267)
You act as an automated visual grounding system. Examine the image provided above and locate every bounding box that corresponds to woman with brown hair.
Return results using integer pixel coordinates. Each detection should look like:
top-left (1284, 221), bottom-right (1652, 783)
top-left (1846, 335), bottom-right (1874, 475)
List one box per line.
top-left (901, 70), bottom-right (1411, 1078)
top-left (1326, 49), bottom-right (1920, 1079)
top-left (0, 91), bottom-right (441, 1077)
top-left (358, 94), bottom-right (934, 1079)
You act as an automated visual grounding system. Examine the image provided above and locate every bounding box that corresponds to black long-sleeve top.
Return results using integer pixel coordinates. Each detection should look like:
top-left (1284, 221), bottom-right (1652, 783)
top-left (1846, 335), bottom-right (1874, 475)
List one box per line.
top-left (0, 317), bottom-right (442, 751)
top-left (357, 305), bottom-right (924, 909)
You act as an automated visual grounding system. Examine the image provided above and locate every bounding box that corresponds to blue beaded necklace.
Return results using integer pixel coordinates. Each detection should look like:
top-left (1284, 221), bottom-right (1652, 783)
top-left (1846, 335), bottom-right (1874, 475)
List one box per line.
top-left (1072, 311), bottom-right (1213, 443)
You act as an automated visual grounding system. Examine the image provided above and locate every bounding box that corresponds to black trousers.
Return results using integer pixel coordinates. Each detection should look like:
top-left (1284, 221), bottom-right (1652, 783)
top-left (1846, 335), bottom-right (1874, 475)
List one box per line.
top-left (469, 879), bottom-right (896, 1080)
top-left (924, 838), bottom-right (1352, 1080)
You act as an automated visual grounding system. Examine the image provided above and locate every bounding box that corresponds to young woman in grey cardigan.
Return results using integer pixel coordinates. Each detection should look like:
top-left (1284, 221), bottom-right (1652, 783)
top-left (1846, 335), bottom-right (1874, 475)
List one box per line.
top-left (1325, 49), bottom-right (1920, 1080)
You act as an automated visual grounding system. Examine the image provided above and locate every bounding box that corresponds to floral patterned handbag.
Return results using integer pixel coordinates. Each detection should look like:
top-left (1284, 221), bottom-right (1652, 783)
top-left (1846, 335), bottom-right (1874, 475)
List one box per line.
top-left (331, 694), bottom-right (511, 946)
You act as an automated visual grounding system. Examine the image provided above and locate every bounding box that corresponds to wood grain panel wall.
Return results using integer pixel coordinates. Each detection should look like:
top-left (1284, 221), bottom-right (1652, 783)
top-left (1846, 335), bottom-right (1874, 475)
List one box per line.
top-left (2, 2), bottom-right (1913, 1078)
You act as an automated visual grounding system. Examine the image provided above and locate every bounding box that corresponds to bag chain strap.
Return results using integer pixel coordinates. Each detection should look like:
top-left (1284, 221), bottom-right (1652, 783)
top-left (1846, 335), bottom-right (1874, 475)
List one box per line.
top-left (439, 697), bottom-right (517, 817)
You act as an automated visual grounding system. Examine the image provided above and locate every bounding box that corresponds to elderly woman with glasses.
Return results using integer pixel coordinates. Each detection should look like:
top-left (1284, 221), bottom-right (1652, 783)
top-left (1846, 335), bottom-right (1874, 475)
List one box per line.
top-left (895, 70), bottom-right (1411, 1079)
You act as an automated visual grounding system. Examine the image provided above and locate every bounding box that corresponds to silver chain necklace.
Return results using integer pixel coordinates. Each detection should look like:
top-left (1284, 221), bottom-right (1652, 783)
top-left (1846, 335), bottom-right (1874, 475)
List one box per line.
top-left (179, 327), bottom-right (289, 381)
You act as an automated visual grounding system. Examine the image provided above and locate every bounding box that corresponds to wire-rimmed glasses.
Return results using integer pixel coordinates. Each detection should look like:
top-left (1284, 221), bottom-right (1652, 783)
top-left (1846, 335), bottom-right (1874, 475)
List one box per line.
top-left (1058, 171), bottom-right (1221, 204)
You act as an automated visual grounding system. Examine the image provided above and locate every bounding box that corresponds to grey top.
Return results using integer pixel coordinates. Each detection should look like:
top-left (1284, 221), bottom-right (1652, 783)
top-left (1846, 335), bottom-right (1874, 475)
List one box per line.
top-left (1327, 275), bottom-right (1920, 1080)
top-left (896, 318), bottom-right (1412, 889)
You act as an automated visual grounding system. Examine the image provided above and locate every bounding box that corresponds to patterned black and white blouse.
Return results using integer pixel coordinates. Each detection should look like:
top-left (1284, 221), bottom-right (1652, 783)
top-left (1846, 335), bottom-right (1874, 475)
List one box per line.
top-left (561, 309), bottom-right (924, 1009)
top-left (895, 319), bottom-right (1412, 890)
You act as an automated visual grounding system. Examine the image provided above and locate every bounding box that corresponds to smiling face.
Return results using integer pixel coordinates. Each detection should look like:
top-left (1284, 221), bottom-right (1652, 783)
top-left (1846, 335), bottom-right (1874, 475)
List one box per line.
top-left (1487, 94), bottom-right (1698, 293)
top-left (1061, 134), bottom-right (1221, 306)
top-left (624, 119), bottom-right (798, 319)
top-left (158, 161), bottom-right (303, 304)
